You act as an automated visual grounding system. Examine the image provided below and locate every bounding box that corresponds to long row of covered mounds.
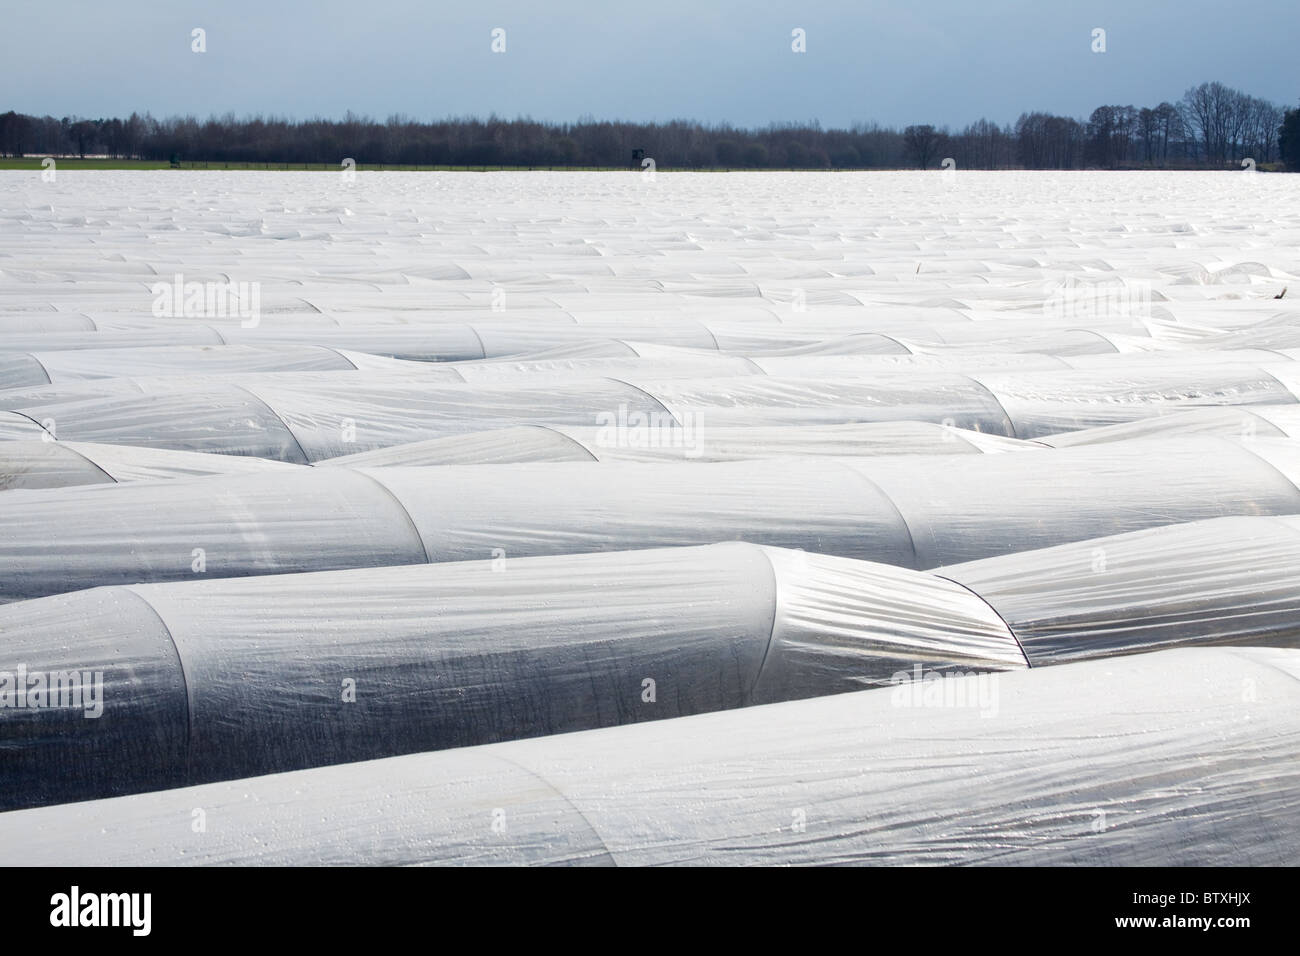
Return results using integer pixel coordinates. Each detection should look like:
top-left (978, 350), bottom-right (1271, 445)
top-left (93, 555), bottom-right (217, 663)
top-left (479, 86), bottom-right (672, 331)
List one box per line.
top-left (0, 349), bottom-right (1077, 411)
top-left (0, 423), bottom-right (1032, 490)
top-left (320, 421), bottom-right (1034, 467)
top-left (0, 338), bottom-right (1289, 413)
top-left (938, 514), bottom-right (1300, 663)
top-left (2, 436), bottom-right (1299, 602)
top-left (0, 440), bottom-right (297, 490)
top-left (0, 347), bottom-right (1292, 463)
top-left (306, 390), bottom-right (1300, 468)
top-left (0, 343), bottom-right (1252, 417)
top-left (4, 170), bottom-right (1300, 863)
top-left (4, 359), bottom-right (1297, 461)
top-left (7, 331), bottom-right (1269, 394)
top-left (3, 331), bottom-right (1289, 396)
top-left (0, 300), bottom-right (1291, 366)
top-left (1041, 402), bottom-right (1300, 445)
top-left (5, 515), bottom-right (1300, 809)
top-left (0, 297), bottom-right (1168, 361)
top-left (0, 315), bottom-right (1120, 362)
top-left (0, 543), bottom-right (1029, 809)
top-left (3, 647), bottom-right (1295, 865)
top-left (0, 339), bottom-right (1099, 392)
top-left (0, 344), bottom-right (370, 388)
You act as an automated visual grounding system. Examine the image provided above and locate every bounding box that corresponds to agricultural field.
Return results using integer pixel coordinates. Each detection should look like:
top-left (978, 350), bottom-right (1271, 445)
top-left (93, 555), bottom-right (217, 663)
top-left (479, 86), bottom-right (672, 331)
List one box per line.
top-left (1, 168), bottom-right (1299, 866)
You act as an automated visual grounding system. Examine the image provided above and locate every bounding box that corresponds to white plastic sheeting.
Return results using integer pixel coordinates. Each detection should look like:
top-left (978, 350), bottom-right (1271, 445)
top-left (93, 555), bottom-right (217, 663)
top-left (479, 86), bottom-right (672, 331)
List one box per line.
top-left (4, 170), bottom-right (1297, 333)
top-left (0, 440), bottom-right (296, 490)
top-left (11, 362), bottom-right (1297, 461)
top-left (0, 323), bottom-right (490, 362)
top-left (854, 435), bottom-right (1300, 566)
top-left (2, 647), bottom-right (1295, 865)
top-left (0, 366), bottom-right (465, 412)
top-left (1043, 403), bottom-right (1300, 446)
top-left (0, 424), bottom-right (1033, 490)
top-left (0, 542), bottom-right (1028, 810)
top-left (0, 412), bottom-right (50, 440)
top-left (0, 315), bottom-right (1135, 362)
top-left (321, 421), bottom-right (1033, 467)
top-left (0, 349), bottom-right (1141, 414)
top-left (2, 436), bottom-right (1297, 602)
top-left (0, 344), bottom-right (362, 387)
top-left (971, 363), bottom-right (1297, 438)
top-left (12, 380), bottom-right (684, 461)
top-left (6, 171), bottom-right (1300, 863)
top-left (9, 339), bottom-right (1287, 399)
top-left (10, 517), bottom-right (1300, 809)
top-left (0, 340), bottom-right (1123, 391)
top-left (941, 514), bottom-right (1300, 664)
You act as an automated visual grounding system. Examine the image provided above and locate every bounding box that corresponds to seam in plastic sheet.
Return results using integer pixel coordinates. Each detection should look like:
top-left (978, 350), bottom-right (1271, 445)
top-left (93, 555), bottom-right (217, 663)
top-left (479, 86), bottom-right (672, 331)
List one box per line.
top-left (22, 352), bottom-right (55, 386)
top-left (872, 332), bottom-right (913, 355)
top-left (353, 470), bottom-right (434, 564)
top-left (325, 347), bottom-right (362, 372)
top-left (8, 408), bottom-right (56, 439)
top-left (1255, 365), bottom-right (1300, 403)
top-left (235, 384), bottom-right (313, 464)
top-left (931, 572), bottom-right (1032, 669)
top-left (464, 324), bottom-right (489, 362)
top-left (1236, 438), bottom-right (1300, 497)
top-left (747, 545), bottom-right (784, 704)
top-left (604, 378), bottom-right (685, 427)
top-left (486, 753), bottom-right (619, 865)
top-left (58, 444), bottom-right (119, 485)
top-left (962, 373), bottom-right (1021, 440)
top-left (293, 298), bottom-right (327, 316)
top-left (1065, 327), bottom-right (1116, 351)
top-left (536, 425), bottom-right (600, 462)
top-left (831, 461), bottom-right (922, 570)
top-left (119, 585), bottom-right (194, 770)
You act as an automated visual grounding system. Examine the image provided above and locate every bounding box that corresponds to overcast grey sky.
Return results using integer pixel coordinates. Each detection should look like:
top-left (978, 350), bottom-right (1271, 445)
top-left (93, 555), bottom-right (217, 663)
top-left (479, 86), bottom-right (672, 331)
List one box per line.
top-left (3, 0), bottom-right (1296, 129)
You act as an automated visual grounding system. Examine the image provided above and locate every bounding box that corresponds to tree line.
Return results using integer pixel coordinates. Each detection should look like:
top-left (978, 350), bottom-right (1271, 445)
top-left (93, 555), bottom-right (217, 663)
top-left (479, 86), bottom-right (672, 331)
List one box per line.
top-left (2, 81), bottom-right (1297, 170)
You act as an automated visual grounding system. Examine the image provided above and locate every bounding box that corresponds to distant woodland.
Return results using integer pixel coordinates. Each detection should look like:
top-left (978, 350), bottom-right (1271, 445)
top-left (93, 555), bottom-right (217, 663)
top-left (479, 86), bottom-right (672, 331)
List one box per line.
top-left (4, 81), bottom-right (1299, 170)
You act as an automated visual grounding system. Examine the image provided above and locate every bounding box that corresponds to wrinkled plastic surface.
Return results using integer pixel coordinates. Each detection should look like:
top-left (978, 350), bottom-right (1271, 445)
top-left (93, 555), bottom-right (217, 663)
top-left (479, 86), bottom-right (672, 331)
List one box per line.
top-left (13, 361), bottom-right (1298, 460)
top-left (0, 344), bottom-right (358, 386)
top-left (847, 436), bottom-right (1300, 566)
top-left (0, 543), bottom-right (1024, 809)
top-left (0, 440), bottom-right (296, 490)
top-left (5, 171), bottom-right (1300, 862)
top-left (14, 380), bottom-right (680, 461)
top-left (0, 411), bottom-right (50, 440)
top-left (942, 514), bottom-right (1300, 664)
top-left (1044, 403), bottom-right (1300, 446)
top-left (3, 437), bottom-right (1297, 602)
top-left (0, 469), bottom-right (429, 601)
top-left (969, 364), bottom-right (1296, 437)
top-left (321, 422), bottom-right (1032, 468)
top-left (3, 648), bottom-right (1295, 865)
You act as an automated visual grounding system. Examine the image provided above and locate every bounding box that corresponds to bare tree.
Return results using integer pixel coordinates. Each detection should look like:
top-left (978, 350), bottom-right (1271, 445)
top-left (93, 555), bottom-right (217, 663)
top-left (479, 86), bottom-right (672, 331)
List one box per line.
top-left (0, 83), bottom-right (1286, 171)
top-left (1153, 102), bottom-right (1182, 162)
top-left (1282, 106), bottom-right (1300, 169)
top-left (902, 125), bottom-right (943, 169)
top-left (1181, 81), bottom-right (1239, 164)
